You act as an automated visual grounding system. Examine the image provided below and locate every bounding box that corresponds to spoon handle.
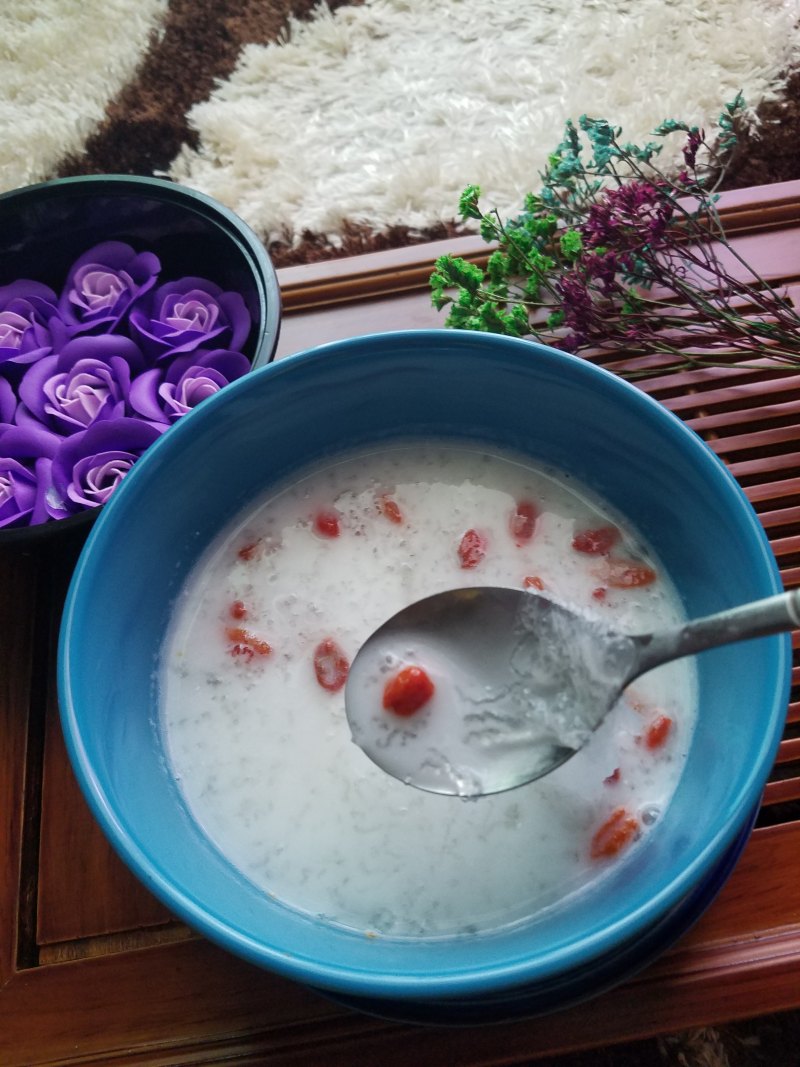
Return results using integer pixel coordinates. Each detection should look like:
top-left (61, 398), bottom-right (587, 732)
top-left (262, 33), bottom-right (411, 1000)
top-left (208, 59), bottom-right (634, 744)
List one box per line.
top-left (633, 587), bottom-right (800, 679)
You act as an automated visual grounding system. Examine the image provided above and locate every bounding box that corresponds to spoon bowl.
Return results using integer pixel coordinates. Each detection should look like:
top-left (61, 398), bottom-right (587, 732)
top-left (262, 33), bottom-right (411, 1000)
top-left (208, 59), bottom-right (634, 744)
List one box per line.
top-left (346, 584), bottom-right (800, 796)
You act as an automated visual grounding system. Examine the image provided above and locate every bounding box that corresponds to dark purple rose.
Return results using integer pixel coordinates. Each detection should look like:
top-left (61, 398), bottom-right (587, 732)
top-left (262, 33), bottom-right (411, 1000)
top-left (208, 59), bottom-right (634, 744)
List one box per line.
top-left (59, 241), bottom-right (160, 336)
top-left (0, 423), bottom-right (60, 527)
top-left (129, 277), bottom-right (251, 361)
top-left (0, 279), bottom-right (64, 370)
top-left (16, 334), bottom-right (146, 436)
top-left (48, 417), bottom-right (162, 517)
top-left (129, 348), bottom-right (251, 426)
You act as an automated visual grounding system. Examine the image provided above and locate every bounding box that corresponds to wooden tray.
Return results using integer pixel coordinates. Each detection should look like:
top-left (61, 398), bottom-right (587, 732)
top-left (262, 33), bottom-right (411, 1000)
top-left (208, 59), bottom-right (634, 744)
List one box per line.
top-left (2, 180), bottom-right (800, 1066)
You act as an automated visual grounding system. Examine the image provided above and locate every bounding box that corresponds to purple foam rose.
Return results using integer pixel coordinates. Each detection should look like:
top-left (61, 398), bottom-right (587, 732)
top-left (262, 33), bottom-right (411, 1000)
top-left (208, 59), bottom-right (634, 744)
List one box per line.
top-left (0, 422), bottom-right (60, 527)
top-left (129, 348), bottom-right (251, 426)
top-left (48, 417), bottom-right (162, 517)
top-left (59, 241), bottom-right (160, 336)
top-left (0, 279), bottom-right (64, 371)
top-left (129, 276), bottom-right (251, 361)
top-left (16, 334), bottom-right (146, 436)
top-left (0, 456), bottom-right (43, 527)
top-left (0, 377), bottom-right (17, 423)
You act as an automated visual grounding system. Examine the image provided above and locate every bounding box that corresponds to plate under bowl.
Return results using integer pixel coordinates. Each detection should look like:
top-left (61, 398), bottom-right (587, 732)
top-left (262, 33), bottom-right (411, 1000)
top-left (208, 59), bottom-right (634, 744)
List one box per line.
top-left (58, 330), bottom-right (790, 1006)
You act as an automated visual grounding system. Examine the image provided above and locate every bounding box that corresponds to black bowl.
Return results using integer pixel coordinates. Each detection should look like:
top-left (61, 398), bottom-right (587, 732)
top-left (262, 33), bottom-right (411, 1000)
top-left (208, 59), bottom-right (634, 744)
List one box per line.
top-left (0, 175), bottom-right (281, 548)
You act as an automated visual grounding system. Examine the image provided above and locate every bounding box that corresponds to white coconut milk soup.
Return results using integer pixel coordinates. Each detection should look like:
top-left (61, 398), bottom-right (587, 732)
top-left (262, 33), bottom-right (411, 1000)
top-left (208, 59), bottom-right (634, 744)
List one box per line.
top-left (160, 442), bottom-right (696, 938)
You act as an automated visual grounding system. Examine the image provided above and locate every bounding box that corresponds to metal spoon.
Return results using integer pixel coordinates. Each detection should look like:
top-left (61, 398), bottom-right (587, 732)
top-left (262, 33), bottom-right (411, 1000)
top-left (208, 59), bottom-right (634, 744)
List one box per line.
top-left (344, 586), bottom-right (798, 797)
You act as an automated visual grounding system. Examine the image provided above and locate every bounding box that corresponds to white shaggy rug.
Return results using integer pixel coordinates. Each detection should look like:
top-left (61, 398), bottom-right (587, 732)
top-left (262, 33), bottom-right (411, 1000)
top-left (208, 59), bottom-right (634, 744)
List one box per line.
top-left (169, 0), bottom-right (800, 246)
top-left (0, 0), bottom-right (169, 191)
top-left (1, 0), bottom-right (800, 249)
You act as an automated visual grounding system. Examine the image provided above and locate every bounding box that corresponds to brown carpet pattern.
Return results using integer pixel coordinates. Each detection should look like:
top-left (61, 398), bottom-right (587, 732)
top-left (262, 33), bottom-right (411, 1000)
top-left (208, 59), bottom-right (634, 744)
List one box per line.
top-left (54, 0), bottom-right (800, 271)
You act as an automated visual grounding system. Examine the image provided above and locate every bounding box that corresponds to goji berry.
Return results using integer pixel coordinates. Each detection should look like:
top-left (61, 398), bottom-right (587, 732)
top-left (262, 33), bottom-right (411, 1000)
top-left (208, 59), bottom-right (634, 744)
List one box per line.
top-left (458, 528), bottom-right (487, 569)
top-left (229, 600), bottom-right (248, 620)
top-left (604, 559), bottom-right (657, 588)
top-left (572, 525), bottom-right (620, 555)
top-left (225, 626), bottom-right (271, 658)
top-left (313, 638), bottom-right (349, 692)
top-left (237, 540), bottom-right (261, 561)
top-left (383, 666), bottom-right (435, 717)
top-left (642, 714), bottom-right (673, 750)
top-left (590, 807), bottom-right (639, 860)
top-left (510, 500), bottom-right (537, 545)
top-left (378, 496), bottom-right (403, 524)
top-left (314, 510), bottom-right (341, 538)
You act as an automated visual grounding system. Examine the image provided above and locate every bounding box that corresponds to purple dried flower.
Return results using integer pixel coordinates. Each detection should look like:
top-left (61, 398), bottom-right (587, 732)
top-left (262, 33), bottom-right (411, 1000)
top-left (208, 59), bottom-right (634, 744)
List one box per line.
top-left (129, 348), bottom-right (251, 426)
top-left (129, 277), bottom-right (251, 361)
top-left (16, 334), bottom-right (146, 436)
top-left (0, 279), bottom-right (64, 371)
top-left (59, 241), bottom-right (161, 337)
top-left (581, 250), bottom-right (619, 296)
top-left (682, 128), bottom-right (704, 169)
top-left (582, 181), bottom-right (674, 253)
top-left (557, 271), bottom-right (596, 342)
top-left (48, 417), bottom-right (163, 518)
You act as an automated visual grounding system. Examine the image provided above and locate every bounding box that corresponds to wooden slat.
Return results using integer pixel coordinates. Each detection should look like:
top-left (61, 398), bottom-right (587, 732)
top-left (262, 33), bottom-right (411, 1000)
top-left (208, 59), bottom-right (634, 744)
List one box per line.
top-left (774, 736), bottom-right (800, 766)
top-left (275, 180), bottom-right (800, 314)
top-left (763, 778), bottom-right (800, 805)
top-left (37, 699), bottom-right (172, 945)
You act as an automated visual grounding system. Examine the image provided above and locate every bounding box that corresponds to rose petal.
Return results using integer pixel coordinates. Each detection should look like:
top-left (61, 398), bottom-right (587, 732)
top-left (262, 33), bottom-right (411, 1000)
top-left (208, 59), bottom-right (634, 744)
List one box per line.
top-left (128, 367), bottom-right (170, 424)
top-left (0, 280), bottom-right (62, 370)
top-left (163, 348), bottom-right (251, 385)
top-left (217, 290), bottom-right (251, 353)
top-left (0, 456), bottom-right (37, 527)
top-left (0, 421), bottom-right (61, 459)
top-left (159, 367), bottom-right (229, 417)
top-left (17, 335), bottom-right (144, 434)
top-left (0, 377), bottom-right (16, 423)
top-left (130, 348), bottom-right (251, 422)
top-left (129, 277), bottom-right (251, 361)
top-left (31, 455), bottom-right (53, 525)
top-left (50, 418), bottom-right (162, 514)
top-left (59, 242), bottom-right (161, 336)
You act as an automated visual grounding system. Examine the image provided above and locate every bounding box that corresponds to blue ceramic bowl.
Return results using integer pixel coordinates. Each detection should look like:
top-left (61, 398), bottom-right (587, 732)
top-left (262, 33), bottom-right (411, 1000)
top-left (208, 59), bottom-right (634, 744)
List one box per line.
top-left (58, 330), bottom-right (789, 1009)
top-left (0, 174), bottom-right (281, 546)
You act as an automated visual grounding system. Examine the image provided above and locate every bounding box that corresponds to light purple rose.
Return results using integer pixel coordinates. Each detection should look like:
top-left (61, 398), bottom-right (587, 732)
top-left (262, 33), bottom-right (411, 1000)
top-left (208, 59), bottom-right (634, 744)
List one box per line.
top-left (0, 279), bottom-right (64, 370)
top-left (0, 422), bottom-right (60, 527)
top-left (16, 334), bottom-right (146, 436)
top-left (128, 348), bottom-right (251, 426)
top-left (129, 277), bottom-right (251, 361)
top-left (59, 241), bottom-right (160, 337)
top-left (48, 417), bottom-right (162, 517)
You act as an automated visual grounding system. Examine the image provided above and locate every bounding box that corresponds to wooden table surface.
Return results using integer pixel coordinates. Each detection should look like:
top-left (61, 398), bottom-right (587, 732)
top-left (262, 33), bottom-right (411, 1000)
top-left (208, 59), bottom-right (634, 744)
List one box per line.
top-left (2, 180), bottom-right (800, 1066)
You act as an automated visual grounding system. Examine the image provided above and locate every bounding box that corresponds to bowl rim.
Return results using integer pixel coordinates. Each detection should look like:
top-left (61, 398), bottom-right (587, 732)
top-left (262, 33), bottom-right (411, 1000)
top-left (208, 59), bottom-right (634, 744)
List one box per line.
top-left (57, 329), bottom-right (792, 1000)
top-left (0, 173), bottom-right (281, 545)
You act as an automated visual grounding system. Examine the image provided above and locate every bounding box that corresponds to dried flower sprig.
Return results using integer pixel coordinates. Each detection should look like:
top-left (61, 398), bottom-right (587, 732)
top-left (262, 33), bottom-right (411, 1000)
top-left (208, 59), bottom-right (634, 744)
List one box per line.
top-left (430, 95), bottom-right (800, 377)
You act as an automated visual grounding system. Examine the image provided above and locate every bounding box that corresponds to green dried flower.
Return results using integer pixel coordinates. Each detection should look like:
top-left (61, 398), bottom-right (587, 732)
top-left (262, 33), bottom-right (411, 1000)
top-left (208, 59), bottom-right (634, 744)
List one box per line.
top-left (431, 95), bottom-right (800, 377)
